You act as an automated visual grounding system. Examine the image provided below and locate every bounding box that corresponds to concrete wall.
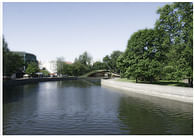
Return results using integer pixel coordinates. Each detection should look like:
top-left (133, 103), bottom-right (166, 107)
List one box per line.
top-left (101, 79), bottom-right (193, 103)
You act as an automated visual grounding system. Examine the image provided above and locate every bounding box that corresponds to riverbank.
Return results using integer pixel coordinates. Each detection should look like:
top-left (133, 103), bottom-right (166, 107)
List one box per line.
top-left (3, 77), bottom-right (78, 87)
top-left (101, 79), bottom-right (193, 103)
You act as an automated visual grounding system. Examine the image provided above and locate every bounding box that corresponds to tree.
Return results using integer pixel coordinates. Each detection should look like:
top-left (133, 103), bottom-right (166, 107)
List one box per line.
top-left (117, 29), bottom-right (163, 83)
top-left (72, 62), bottom-right (89, 76)
top-left (162, 66), bottom-right (177, 80)
top-left (72, 51), bottom-right (92, 75)
top-left (92, 61), bottom-right (107, 70)
top-left (25, 62), bottom-right (39, 76)
top-left (77, 51), bottom-right (92, 67)
top-left (103, 51), bottom-right (123, 73)
top-left (155, 2), bottom-right (193, 86)
top-left (3, 37), bottom-right (9, 53)
top-left (3, 37), bottom-right (23, 76)
top-left (56, 57), bottom-right (65, 75)
top-left (110, 51), bottom-right (123, 73)
top-left (103, 55), bottom-right (111, 70)
top-left (40, 69), bottom-right (50, 77)
top-left (117, 54), bottom-right (127, 78)
top-left (56, 53), bottom-right (92, 77)
top-left (61, 63), bottom-right (73, 76)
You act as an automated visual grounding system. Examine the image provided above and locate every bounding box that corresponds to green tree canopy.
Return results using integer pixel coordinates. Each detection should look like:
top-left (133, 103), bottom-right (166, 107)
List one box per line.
top-left (75, 51), bottom-right (92, 67)
top-left (25, 62), bottom-right (39, 76)
top-left (3, 37), bottom-right (23, 76)
top-left (92, 61), bottom-right (107, 70)
top-left (103, 51), bottom-right (123, 73)
top-left (155, 2), bottom-right (193, 85)
top-left (117, 29), bottom-right (163, 83)
top-left (56, 57), bottom-right (65, 75)
top-left (56, 55), bottom-right (90, 76)
top-left (40, 69), bottom-right (50, 76)
top-left (61, 63), bottom-right (73, 76)
top-left (72, 62), bottom-right (89, 76)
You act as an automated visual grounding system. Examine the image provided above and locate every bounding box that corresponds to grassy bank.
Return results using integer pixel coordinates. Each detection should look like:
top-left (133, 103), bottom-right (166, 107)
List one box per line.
top-left (117, 78), bottom-right (190, 87)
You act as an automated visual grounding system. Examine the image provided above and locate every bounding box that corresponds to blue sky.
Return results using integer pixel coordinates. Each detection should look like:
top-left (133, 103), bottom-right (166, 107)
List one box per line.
top-left (3, 2), bottom-right (170, 63)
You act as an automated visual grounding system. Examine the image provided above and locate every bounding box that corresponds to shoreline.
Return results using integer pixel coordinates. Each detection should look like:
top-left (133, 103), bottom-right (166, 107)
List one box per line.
top-left (3, 77), bottom-right (193, 104)
top-left (101, 79), bottom-right (193, 104)
top-left (3, 77), bottom-right (78, 87)
top-left (3, 77), bottom-right (102, 87)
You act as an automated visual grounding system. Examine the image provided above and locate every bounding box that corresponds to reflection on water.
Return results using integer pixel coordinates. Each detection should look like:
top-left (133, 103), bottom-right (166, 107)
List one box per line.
top-left (57, 79), bottom-right (101, 88)
top-left (118, 97), bottom-right (192, 134)
top-left (3, 83), bottom-right (39, 104)
top-left (3, 79), bottom-right (193, 135)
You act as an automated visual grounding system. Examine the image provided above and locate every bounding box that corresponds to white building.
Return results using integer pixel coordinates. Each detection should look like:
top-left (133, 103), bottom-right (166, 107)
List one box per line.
top-left (39, 60), bottom-right (57, 73)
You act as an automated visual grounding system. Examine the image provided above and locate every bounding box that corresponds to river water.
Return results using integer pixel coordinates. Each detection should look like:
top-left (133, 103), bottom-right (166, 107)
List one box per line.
top-left (3, 79), bottom-right (193, 135)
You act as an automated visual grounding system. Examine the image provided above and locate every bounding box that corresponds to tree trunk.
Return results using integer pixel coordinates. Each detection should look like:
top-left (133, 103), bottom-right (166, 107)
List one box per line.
top-left (188, 78), bottom-right (193, 87)
top-left (136, 77), bottom-right (138, 83)
top-left (150, 78), bottom-right (153, 84)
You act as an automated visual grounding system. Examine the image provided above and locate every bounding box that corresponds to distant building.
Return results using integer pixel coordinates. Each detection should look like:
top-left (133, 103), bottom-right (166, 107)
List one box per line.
top-left (12, 51), bottom-right (38, 71)
top-left (39, 60), bottom-right (57, 74)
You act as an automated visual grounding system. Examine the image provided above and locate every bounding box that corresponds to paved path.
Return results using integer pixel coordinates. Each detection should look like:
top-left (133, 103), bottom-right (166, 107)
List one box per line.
top-left (101, 79), bottom-right (193, 103)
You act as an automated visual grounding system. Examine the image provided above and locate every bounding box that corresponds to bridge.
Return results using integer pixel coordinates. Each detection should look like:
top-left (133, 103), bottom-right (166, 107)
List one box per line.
top-left (81, 70), bottom-right (120, 78)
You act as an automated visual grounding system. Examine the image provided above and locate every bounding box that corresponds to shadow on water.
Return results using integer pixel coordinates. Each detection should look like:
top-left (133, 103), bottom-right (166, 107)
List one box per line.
top-left (3, 83), bottom-right (40, 104)
top-left (107, 87), bottom-right (193, 135)
top-left (56, 79), bottom-right (101, 88)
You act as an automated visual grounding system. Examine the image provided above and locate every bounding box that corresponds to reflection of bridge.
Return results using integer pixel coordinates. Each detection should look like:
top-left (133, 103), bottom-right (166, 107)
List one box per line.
top-left (87, 70), bottom-right (120, 78)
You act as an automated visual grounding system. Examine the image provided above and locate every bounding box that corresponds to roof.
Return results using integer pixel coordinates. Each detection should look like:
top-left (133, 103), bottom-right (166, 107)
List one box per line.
top-left (65, 61), bottom-right (72, 64)
top-left (12, 51), bottom-right (36, 57)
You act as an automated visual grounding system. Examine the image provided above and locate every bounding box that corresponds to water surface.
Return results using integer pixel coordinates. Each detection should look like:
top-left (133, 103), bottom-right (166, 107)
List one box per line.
top-left (3, 79), bottom-right (193, 135)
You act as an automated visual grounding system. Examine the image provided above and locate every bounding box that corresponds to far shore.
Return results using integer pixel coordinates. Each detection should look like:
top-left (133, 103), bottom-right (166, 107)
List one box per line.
top-left (3, 77), bottom-right (193, 104)
top-left (3, 77), bottom-right (78, 87)
top-left (3, 76), bottom-right (103, 87)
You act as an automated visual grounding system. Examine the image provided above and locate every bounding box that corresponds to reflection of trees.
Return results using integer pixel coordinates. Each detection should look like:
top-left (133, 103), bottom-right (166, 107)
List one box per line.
top-left (3, 83), bottom-right (39, 104)
top-left (3, 83), bottom-right (40, 134)
top-left (57, 79), bottom-right (100, 88)
top-left (118, 97), bottom-right (193, 135)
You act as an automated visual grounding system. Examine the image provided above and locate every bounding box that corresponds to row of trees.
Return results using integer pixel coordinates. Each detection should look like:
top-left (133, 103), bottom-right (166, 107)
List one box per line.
top-left (56, 52), bottom-right (92, 76)
top-left (117, 2), bottom-right (193, 86)
top-left (4, 36), bottom-right (121, 78)
top-left (91, 50), bottom-right (123, 72)
top-left (56, 50), bottom-right (123, 76)
top-left (102, 51), bottom-right (123, 73)
top-left (56, 57), bottom-right (90, 77)
top-left (57, 3), bottom-right (192, 86)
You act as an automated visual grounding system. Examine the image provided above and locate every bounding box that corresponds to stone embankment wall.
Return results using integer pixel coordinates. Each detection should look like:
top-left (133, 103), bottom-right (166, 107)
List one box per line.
top-left (101, 79), bottom-right (193, 103)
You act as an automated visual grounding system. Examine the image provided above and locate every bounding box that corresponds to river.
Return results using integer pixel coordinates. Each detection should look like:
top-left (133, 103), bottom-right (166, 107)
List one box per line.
top-left (3, 79), bottom-right (193, 135)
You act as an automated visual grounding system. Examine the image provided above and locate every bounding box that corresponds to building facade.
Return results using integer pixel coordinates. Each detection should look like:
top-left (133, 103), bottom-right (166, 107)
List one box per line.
top-left (13, 51), bottom-right (38, 71)
top-left (39, 60), bottom-right (57, 74)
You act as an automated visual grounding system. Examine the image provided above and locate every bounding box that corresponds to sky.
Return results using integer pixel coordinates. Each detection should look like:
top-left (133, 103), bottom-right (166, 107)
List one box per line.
top-left (3, 2), bottom-right (170, 63)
